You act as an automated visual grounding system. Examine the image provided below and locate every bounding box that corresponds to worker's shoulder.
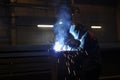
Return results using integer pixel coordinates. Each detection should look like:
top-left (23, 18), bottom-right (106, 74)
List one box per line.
top-left (84, 31), bottom-right (98, 41)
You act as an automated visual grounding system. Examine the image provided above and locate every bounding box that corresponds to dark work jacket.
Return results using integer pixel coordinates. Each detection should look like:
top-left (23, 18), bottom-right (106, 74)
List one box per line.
top-left (79, 31), bottom-right (101, 72)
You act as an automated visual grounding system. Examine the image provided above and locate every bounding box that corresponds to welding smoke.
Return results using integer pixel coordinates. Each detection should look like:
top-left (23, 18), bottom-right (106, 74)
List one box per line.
top-left (54, 4), bottom-right (72, 32)
top-left (53, 4), bottom-right (72, 51)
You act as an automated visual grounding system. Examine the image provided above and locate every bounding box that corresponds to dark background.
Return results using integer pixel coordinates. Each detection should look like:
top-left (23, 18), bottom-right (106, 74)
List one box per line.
top-left (0, 0), bottom-right (120, 45)
top-left (0, 0), bottom-right (120, 80)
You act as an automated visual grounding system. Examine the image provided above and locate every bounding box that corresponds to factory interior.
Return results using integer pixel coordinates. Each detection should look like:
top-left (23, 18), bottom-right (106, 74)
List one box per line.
top-left (0, 0), bottom-right (120, 80)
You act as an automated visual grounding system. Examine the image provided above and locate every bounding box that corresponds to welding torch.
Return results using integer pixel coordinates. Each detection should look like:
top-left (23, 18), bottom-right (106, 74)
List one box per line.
top-left (64, 33), bottom-right (81, 49)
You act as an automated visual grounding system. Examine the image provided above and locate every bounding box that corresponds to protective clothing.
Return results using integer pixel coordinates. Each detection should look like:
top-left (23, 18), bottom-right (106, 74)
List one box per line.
top-left (68, 23), bottom-right (102, 80)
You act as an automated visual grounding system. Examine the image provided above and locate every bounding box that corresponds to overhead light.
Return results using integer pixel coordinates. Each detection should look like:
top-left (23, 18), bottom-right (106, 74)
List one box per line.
top-left (91, 26), bottom-right (102, 29)
top-left (37, 25), bottom-right (53, 28)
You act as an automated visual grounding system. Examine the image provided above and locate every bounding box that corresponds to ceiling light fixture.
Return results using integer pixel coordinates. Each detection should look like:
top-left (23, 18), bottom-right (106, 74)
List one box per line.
top-left (37, 25), bottom-right (53, 28)
top-left (91, 26), bottom-right (102, 29)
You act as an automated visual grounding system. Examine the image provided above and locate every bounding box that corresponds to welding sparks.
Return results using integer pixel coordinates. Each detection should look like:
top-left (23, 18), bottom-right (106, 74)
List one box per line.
top-left (67, 67), bottom-right (71, 74)
top-left (73, 70), bottom-right (76, 76)
top-left (56, 51), bottom-right (89, 80)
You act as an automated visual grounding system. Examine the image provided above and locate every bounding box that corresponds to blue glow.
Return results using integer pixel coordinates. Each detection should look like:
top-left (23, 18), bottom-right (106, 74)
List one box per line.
top-left (53, 4), bottom-right (72, 52)
top-left (53, 41), bottom-right (63, 51)
top-left (79, 32), bottom-right (87, 49)
top-left (59, 21), bottom-right (63, 24)
top-left (53, 41), bottom-right (74, 52)
top-left (58, 19), bottom-right (63, 24)
top-left (69, 25), bottom-right (79, 40)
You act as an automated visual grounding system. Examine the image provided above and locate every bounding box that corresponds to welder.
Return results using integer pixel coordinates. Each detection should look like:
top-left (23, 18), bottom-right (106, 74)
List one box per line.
top-left (65, 23), bottom-right (101, 80)
top-left (53, 3), bottom-right (101, 79)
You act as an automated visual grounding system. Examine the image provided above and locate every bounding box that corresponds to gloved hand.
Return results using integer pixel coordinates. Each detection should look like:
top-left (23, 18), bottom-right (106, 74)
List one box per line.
top-left (65, 33), bottom-right (80, 48)
top-left (68, 39), bottom-right (80, 48)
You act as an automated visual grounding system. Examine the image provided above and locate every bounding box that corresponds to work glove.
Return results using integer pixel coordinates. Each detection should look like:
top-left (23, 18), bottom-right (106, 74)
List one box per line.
top-left (65, 33), bottom-right (80, 48)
